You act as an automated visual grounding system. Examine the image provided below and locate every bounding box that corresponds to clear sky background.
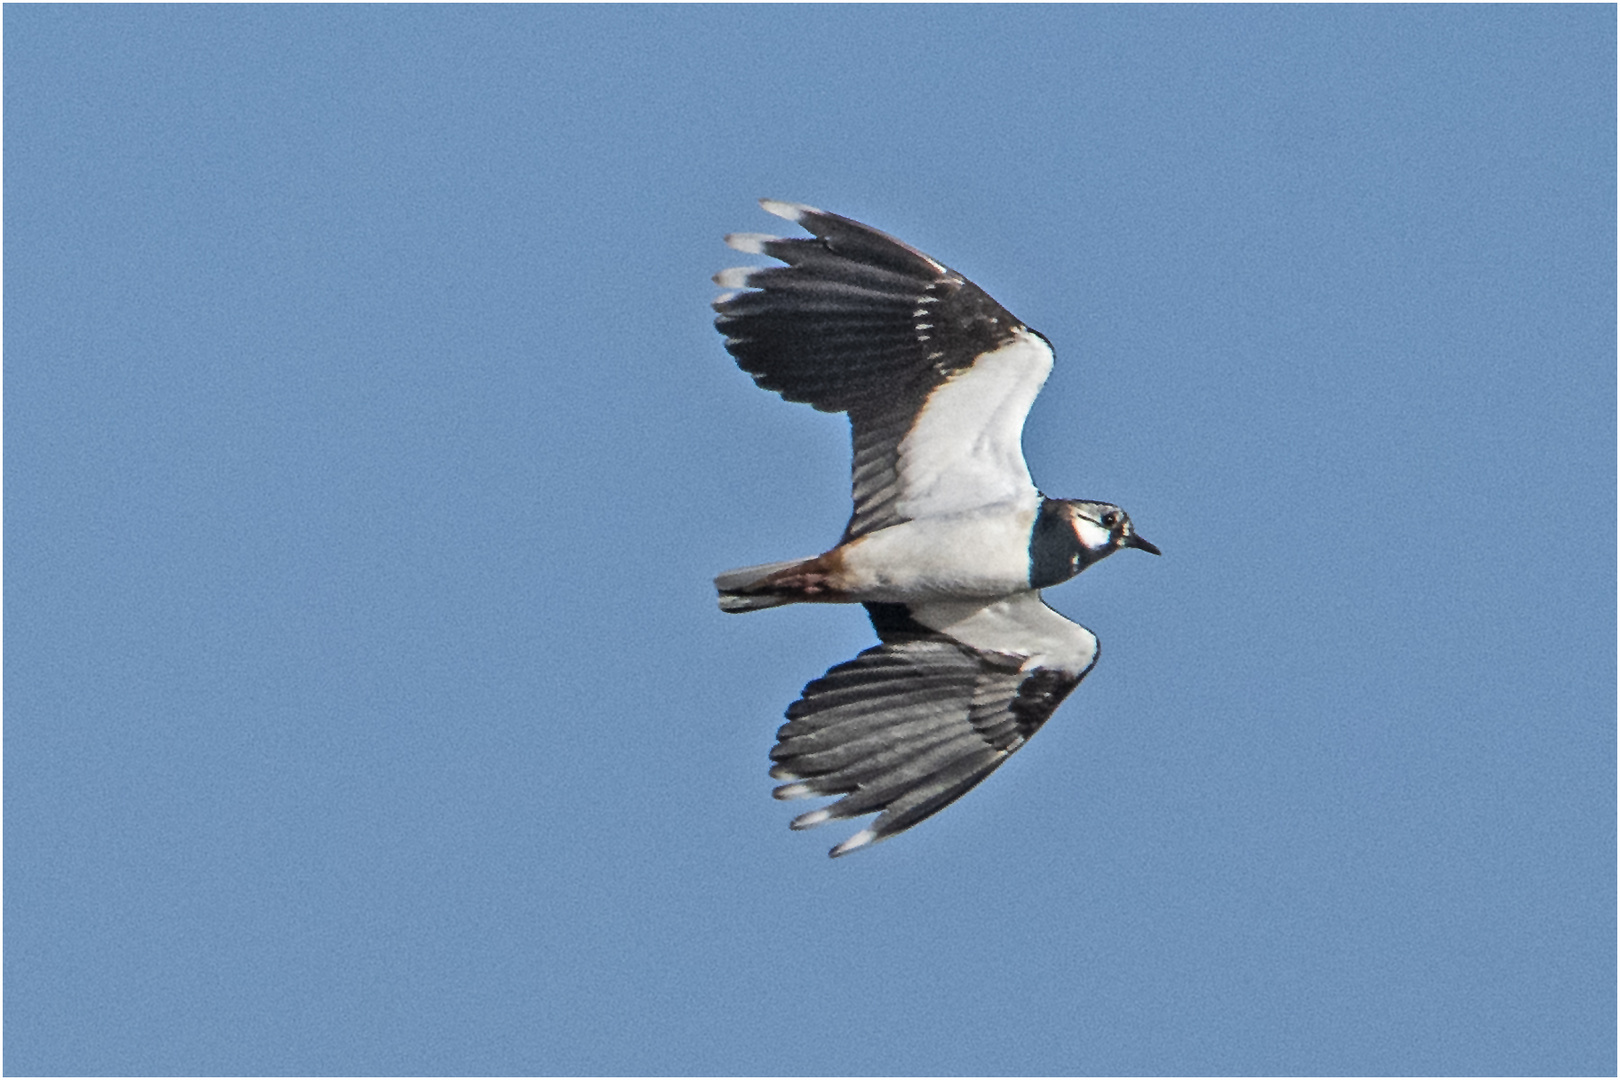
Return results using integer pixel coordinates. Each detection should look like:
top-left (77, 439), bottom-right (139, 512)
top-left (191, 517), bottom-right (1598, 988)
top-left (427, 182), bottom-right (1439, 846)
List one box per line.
top-left (6, 6), bottom-right (1614, 1076)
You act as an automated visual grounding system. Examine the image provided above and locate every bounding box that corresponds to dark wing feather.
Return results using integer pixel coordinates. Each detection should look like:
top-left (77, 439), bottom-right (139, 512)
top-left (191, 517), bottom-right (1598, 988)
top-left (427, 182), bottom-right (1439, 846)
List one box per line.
top-left (714, 201), bottom-right (1027, 539)
top-left (769, 602), bottom-right (1086, 857)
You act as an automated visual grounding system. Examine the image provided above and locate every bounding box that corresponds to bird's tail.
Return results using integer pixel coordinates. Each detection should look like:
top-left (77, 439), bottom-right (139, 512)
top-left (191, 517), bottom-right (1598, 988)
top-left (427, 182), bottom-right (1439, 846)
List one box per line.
top-left (714, 558), bottom-right (813, 613)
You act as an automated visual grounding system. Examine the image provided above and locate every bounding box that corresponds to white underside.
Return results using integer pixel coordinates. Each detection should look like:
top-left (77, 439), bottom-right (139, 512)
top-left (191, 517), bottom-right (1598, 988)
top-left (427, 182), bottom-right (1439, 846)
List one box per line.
top-left (835, 498), bottom-right (1040, 601)
top-left (912, 592), bottom-right (1098, 676)
top-left (893, 329), bottom-right (1052, 520)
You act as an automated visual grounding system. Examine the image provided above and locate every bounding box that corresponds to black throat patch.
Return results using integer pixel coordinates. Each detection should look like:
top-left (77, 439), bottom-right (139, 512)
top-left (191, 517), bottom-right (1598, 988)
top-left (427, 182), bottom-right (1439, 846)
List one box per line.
top-left (1028, 498), bottom-right (1083, 589)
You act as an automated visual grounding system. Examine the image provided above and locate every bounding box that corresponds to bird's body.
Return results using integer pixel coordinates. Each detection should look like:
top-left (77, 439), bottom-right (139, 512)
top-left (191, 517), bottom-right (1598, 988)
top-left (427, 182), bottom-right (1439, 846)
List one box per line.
top-left (718, 498), bottom-right (1039, 608)
top-left (712, 200), bottom-right (1157, 857)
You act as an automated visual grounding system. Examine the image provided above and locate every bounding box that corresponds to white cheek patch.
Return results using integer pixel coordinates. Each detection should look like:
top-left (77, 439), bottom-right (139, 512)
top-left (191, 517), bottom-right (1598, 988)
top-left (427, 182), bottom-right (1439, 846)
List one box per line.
top-left (1071, 518), bottom-right (1113, 552)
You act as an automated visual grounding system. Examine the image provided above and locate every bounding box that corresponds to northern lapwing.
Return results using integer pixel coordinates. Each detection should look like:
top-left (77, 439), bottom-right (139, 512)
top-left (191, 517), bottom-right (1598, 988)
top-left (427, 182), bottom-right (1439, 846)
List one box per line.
top-left (713, 200), bottom-right (1158, 857)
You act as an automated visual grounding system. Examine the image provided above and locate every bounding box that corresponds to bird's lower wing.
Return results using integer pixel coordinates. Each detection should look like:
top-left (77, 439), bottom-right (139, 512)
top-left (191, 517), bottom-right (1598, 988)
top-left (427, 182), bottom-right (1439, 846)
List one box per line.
top-left (770, 599), bottom-right (1091, 857)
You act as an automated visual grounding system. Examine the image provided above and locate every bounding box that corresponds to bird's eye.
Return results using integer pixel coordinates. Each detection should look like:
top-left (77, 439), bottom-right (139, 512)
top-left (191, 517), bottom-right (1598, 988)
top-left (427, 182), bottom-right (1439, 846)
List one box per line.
top-left (1100, 512), bottom-right (1120, 529)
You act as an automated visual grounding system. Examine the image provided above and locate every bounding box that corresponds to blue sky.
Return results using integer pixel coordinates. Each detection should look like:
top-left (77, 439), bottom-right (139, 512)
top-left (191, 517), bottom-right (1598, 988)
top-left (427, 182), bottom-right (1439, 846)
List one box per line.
top-left (6, 6), bottom-right (1613, 1075)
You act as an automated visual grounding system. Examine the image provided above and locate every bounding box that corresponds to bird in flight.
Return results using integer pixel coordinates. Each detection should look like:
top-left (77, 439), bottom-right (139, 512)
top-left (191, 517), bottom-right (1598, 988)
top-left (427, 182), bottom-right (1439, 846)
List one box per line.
top-left (712, 200), bottom-right (1158, 857)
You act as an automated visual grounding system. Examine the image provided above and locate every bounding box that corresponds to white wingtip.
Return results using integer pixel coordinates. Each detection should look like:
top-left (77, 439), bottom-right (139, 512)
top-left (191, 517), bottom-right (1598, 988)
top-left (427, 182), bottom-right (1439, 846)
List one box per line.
top-left (713, 266), bottom-right (757, 289)
top-left (773, 781), bottom-right (815, 801)
top-left (759, 198), bottom-right (818, 222)
top-left (829, 828), bottom-right (878, 858)
top-left (790, 807), bottom-right (832, 830)
top-left (724, 232), bottom-right (776, 255)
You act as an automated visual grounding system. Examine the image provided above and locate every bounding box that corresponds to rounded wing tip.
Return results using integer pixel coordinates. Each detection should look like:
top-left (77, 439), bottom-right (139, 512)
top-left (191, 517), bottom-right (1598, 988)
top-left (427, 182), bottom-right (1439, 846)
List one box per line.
top-left (829, 828), bottom-right (878, 858)
top-left (759, 198), bottom-right (819, 222)
top-left (790, 807), bottom-right (832, 831)
top-left (723, 231), bottom-right (775, 255)
top-left (713, 266), bottom-right (756, 289)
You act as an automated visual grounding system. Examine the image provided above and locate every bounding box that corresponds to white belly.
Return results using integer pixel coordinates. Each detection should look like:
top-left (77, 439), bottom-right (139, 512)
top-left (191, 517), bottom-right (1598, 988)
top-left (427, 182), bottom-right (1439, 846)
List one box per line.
top-left (835, 500), bottom-right (1038, 601)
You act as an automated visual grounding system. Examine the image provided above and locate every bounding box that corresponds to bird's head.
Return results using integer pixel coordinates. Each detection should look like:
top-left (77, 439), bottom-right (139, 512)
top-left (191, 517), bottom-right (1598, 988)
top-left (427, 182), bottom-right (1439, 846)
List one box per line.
top-left (1066, 500), bottom-right (1161, 565)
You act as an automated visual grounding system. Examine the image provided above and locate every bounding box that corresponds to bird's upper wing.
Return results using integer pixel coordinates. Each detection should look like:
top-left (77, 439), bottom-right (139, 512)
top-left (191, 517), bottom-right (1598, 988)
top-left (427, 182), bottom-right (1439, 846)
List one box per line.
top-left (714, 200), bottom-right (1055, 540)
top-left (770, 591), bottom-right (1098, 857)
